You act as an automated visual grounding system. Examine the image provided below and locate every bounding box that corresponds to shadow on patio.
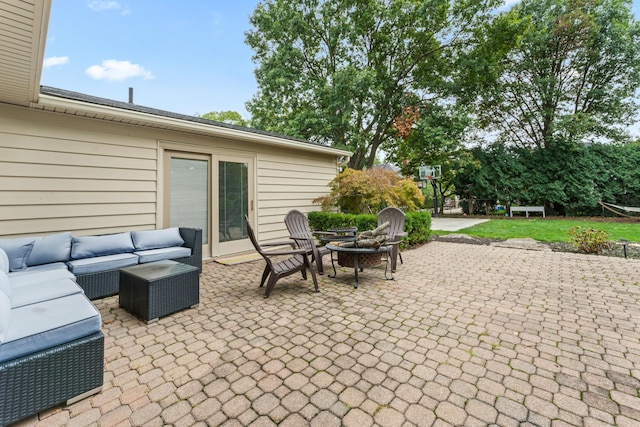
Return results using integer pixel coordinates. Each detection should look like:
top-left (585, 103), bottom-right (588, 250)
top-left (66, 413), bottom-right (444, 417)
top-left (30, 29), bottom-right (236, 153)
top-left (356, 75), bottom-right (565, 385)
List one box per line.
top-left (18, 242), bottom-right (640, 426)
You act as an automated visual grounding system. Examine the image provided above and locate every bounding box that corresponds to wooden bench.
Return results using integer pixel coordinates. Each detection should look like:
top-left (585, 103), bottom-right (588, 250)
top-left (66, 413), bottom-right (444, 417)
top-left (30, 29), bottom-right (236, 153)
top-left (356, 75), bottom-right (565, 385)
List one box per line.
top-left (510, 206), bottom-right (545, 218)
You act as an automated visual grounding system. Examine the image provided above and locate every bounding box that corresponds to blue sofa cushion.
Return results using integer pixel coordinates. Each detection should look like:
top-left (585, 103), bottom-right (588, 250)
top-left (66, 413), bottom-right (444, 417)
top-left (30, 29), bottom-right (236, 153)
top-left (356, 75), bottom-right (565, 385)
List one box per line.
top-left (9, 268), bottom-right (76, 288)
top-left (0, 293), bottom-right (102, 363)
top-left (67, 253), bottom-right (139, 275)
top-left (71, 232), bottom-right (135, 260)
top-left (0, 271), bottom-right (11, 299)
top-left (0, 238), bottom-right (36, 272)
top-left (0, 290), bottom-right (9, 344)
top-left (8, 262), bottom-right (69, 278)
top-left (0, 248), bottom-right (9, 274)
top-left (134, 246), bottom-right (192, 264)
top-left (11, 278), bottom-right (82, 309)
top-left (27, 232), bottom-right (72, 267)
top-left (131, 228), bottom-right (185, 250)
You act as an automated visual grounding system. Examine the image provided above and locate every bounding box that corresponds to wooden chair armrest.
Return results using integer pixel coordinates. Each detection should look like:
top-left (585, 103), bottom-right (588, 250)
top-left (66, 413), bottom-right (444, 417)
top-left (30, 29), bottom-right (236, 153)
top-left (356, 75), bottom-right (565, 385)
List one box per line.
top-left (289, 234), bottom-right (312, 241)
top-left (263, 248), bottom-right (308, 257)
top-left (261, 241), bottom-right (297, 249)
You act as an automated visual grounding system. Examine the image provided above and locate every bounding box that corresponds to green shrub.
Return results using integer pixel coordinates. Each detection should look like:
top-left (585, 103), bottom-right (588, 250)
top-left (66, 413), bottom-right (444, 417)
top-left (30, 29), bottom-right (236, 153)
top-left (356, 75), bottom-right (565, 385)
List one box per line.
top-left (313, 168), bottom-right (425, 213)
top-left (307, 210), bottom-right (431, 248)
top-left (307, 211), bottom-right (377, 233)
top-left (568, 226), bottom-right (610, 254)
top-left (404, 211), bottom-right (431, 247)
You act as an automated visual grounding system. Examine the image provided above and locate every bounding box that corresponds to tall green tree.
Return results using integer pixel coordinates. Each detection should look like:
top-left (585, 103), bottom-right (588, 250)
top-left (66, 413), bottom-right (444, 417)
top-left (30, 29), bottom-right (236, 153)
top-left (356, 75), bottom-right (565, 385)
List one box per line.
top-left (387, 102), bottom-right (473, 213)
top-left (245, 0), bottom-right (498, 169)
top-left (464, 0), bottom-right (640, 148)
top-left (197, 111), bottom-right (249, 127)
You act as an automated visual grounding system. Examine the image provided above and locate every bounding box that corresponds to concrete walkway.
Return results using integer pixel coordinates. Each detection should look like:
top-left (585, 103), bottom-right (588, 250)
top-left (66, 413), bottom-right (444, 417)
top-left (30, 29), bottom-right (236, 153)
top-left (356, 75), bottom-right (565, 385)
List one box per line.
top-left (15, 242), bottom-right (640, 427)
top-left (431, 217), bottom-right (490, 231)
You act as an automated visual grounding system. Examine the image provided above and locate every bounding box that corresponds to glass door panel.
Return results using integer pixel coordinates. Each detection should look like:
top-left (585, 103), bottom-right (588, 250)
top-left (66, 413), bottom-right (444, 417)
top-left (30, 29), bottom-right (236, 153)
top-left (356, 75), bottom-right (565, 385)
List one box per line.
top-left (165, 154), bottom-right (210, 257)
top-left (216, 157), bottom-right (254, 254)
top-left (219, 161), bottom-right (248, 242)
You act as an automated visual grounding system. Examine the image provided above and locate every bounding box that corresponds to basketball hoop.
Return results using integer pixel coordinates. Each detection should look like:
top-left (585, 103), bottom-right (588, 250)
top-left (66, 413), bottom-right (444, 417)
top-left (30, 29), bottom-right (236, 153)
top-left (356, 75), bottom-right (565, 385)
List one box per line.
top-left (418, 165), bottom-right (441, 218)
top-left (418, 165), bottom-right (442, 180)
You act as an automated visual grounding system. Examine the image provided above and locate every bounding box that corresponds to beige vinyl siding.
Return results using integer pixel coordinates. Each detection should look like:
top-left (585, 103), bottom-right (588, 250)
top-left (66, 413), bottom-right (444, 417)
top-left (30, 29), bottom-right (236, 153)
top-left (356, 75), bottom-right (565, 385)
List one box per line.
top-left (256, 152), bottom-right (337, 242)
top-left (0, 102), bottom-right (342, 252)
top-left (0, 104), bottom-right (158, 237)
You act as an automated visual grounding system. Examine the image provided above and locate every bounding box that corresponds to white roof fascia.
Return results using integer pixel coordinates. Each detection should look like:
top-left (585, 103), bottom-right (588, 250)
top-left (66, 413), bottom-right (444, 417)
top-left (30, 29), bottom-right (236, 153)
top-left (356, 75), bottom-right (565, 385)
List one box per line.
top-left (36, 94), bottom-right (352, 157)
top-left (29, 1), bottom-right (52, 104)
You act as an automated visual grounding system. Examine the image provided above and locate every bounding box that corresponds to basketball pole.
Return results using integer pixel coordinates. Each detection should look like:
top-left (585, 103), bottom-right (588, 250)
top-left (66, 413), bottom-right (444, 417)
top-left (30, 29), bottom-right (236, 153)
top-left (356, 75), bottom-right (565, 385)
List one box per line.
top-left (429, 176), bottom-right (438, 218)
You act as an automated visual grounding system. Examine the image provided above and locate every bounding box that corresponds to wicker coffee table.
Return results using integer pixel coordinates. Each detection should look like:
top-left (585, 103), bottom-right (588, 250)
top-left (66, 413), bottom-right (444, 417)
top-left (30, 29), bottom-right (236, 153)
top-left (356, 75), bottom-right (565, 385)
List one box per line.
top-left (326, 243), bottom-right (393, 288)
top-left (119, 260), bottom-right (200, 323)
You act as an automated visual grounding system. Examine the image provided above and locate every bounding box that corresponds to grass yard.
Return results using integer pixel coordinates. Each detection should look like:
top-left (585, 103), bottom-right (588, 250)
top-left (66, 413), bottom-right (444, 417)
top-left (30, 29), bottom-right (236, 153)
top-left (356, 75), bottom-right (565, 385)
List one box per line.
top-left (439, 217), bottom-right (640, 242)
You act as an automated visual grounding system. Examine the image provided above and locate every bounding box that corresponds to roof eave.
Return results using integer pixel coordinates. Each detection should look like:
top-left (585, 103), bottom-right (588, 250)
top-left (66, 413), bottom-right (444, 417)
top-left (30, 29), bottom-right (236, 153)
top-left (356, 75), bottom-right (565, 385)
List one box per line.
top-left (35, 93), bottom-right (352, 157)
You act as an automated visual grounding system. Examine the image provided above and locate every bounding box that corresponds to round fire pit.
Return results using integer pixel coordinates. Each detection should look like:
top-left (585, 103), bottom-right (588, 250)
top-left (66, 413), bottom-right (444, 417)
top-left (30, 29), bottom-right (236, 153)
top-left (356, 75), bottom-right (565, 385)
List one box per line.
top-left (337, 251), bottom-right (383, 268)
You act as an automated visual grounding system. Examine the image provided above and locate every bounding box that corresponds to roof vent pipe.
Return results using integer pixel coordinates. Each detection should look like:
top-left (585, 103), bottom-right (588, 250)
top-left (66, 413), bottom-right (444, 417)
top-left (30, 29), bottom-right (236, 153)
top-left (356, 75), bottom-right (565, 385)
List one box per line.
top-left (128, 87), bottom-right (134, 104)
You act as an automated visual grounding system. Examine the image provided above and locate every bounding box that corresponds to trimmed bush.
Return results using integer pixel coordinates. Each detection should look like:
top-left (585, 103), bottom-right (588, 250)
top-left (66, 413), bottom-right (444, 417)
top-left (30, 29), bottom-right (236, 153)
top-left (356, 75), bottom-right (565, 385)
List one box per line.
top-left (404, 211), bottom-right (431, 247)
top-left (307, 211), bottom-right (431, 248)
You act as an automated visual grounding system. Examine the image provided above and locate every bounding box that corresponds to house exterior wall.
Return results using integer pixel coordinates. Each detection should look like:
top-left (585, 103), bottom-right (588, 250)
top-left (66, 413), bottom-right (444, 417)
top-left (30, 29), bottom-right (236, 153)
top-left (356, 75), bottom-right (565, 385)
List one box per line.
top-left (0, 103), bottom-right (339, 253)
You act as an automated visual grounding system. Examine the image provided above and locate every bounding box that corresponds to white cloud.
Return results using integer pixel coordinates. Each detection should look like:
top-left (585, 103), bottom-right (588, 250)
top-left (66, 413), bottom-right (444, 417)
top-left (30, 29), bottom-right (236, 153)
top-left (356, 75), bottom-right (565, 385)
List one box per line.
top-left (87, 1), bottom-right (130, 15)
top-left (85, 60), bottom-right (153, 82)
top-left (43, 56), bottom-right (69, 68)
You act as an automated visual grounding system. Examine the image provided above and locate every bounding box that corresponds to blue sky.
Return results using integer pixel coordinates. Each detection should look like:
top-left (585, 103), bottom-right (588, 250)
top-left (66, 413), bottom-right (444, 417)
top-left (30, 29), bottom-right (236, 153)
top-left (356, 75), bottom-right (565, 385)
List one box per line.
top-left (42, 1), bottom-right (640, 122)
top-left (43, 0), bottom-right (261, 119)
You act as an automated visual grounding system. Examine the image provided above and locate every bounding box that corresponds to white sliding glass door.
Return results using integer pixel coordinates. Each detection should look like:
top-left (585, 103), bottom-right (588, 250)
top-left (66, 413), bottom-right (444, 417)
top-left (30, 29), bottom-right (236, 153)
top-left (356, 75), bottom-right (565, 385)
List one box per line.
top-left (164, 150), bottom-right (254, 257)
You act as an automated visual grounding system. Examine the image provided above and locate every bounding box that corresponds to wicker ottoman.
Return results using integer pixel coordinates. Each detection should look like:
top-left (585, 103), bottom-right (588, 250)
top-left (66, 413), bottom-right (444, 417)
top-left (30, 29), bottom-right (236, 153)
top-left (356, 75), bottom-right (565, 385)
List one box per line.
top-left (119, 260), bottom-right (200, 322)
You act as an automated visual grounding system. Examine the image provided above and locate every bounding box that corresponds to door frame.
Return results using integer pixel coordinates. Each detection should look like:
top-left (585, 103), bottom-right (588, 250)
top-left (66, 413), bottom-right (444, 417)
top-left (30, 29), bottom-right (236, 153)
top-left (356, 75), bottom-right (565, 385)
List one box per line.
top-left (160, 143), bottom-right (256, 258)
top-left (214, 154), bottom-right (255, 255)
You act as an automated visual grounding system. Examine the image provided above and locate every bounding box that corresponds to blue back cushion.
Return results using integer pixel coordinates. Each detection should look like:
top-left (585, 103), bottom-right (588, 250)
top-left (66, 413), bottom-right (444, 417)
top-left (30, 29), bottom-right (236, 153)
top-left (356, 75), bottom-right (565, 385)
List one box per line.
top-left (0, 248), bottom-right (9, 274)
top-left (27, 232), bottom-right (73, 267)
top-left (71, 232), bottom-right (135, 260)
top-left (131, 228), bottom-right (185, 250)
top-left (0, 238), bottom-right (36, 272)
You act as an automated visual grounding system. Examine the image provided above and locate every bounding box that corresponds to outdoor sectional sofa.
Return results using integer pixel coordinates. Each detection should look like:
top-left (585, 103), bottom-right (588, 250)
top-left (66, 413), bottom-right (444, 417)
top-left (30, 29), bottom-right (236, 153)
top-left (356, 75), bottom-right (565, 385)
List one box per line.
top-left (0, 227), bottom-right (202, 426)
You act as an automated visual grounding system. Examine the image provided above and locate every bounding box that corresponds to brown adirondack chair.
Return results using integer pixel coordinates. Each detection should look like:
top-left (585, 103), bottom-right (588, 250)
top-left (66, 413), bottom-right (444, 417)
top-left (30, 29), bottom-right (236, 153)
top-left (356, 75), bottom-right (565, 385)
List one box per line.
top-left (245, 216), bottom-right (319, 298)
top-left (284, 209), bottom-right (331, 275)
top-left (377, 207), bottom-right (407, 272)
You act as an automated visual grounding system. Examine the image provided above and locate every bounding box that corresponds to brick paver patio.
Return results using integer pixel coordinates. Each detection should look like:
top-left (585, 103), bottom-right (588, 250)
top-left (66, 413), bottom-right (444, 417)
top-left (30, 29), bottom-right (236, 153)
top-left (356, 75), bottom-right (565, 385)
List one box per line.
top-left (14, 242), bottom-right (640, 426)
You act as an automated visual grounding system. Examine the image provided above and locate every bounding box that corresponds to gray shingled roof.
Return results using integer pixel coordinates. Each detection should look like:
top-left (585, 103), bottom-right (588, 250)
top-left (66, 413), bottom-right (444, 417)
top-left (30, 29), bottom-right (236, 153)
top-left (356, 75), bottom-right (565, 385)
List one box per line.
top-left (40, 85), bottom-right (330, 148)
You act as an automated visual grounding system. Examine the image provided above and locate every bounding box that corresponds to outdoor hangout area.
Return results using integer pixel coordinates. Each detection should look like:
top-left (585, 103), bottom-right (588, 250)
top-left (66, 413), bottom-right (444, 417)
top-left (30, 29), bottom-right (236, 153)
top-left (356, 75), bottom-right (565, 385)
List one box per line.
top-left (1, 1), bottom-right (640, 425)
top-left (1, 214), bottom-right (640, 426)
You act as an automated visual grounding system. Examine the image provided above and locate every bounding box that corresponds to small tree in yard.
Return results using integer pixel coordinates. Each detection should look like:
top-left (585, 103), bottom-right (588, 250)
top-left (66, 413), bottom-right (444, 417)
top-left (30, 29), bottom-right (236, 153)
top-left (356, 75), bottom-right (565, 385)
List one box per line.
top-left (314, 168), bottom-right (424, 214)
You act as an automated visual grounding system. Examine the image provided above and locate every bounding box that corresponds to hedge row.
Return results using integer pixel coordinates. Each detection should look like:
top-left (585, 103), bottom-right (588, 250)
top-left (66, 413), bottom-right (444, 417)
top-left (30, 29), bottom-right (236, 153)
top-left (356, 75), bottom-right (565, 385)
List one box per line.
top-left (307, 211), bottom-right (431, 248)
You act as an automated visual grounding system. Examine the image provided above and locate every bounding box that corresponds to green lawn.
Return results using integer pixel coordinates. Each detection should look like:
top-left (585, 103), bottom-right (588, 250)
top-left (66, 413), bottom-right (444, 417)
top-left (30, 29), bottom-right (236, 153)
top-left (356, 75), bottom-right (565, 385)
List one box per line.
top-left (439, 218), bottom-right (640, 242)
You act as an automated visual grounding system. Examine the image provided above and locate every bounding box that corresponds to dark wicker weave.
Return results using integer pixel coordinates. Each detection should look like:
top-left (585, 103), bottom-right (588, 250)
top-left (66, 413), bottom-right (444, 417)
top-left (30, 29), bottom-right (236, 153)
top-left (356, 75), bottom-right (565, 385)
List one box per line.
top-left (119, 261), bottom-right (200, 322)
top-left (0, 332), bottom-right (104, 427)
top-left (174, 227), bottom-right (203, 272)
top-left (76, 268), bottom-right (120, 300)
top-left (76, 227), bottom-right (202, 300)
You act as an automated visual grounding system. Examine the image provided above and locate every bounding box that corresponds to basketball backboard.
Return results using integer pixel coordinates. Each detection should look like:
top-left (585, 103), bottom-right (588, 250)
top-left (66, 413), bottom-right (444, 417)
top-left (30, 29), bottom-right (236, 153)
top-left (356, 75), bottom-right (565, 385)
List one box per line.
top-left (418, 165), bottom-right (442, 180)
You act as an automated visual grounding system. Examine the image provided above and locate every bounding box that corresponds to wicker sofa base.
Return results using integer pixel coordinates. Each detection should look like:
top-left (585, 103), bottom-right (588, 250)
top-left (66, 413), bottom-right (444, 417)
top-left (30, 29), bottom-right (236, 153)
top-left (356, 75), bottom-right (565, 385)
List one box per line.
top-left (75, 227), bottom-right (203, 300)
top-left (76, 268), bottom-right (121, 300)
top-left (0, 332), bottom-right (104, 427)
